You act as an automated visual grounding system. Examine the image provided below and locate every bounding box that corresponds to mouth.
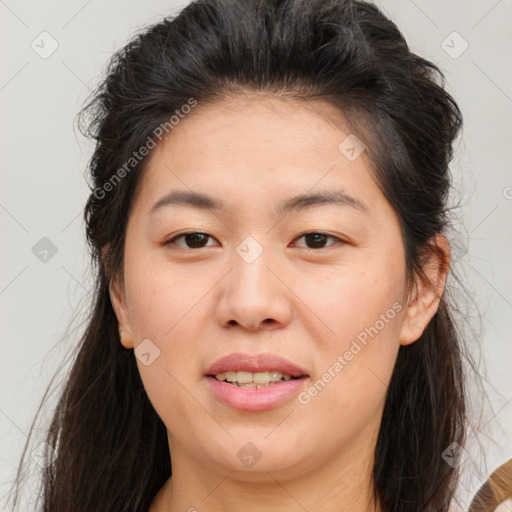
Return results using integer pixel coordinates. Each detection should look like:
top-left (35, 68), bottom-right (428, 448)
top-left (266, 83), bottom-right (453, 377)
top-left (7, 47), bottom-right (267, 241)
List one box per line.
top-left (205, 352), bottom-right (309, 381)
top-left (209, 370), bottom-right (302, 388)
top-left (204, 353), bottom-right (309, 411)
top-left (209, 370), bottom-right (301, 389)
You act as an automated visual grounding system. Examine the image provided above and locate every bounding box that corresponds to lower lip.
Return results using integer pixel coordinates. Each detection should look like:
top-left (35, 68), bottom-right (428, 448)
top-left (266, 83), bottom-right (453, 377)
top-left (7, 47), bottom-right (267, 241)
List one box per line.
top-left (206, 376), bottom-right (308, 411)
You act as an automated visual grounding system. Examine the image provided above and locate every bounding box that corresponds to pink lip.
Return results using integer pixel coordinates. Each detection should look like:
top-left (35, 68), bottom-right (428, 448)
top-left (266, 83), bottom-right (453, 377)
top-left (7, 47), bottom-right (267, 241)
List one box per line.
top-left (206, 377), bottom-right (308, 411)
top-left (205, 352), bottom-right (308, 378)
top-left (204, 352), bottom-right (309, 412)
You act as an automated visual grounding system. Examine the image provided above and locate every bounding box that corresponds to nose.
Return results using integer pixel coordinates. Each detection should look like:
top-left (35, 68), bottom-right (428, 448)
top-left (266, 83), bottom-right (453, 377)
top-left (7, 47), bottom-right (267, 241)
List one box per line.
top-left (215, 241), bottom-right (293, 332)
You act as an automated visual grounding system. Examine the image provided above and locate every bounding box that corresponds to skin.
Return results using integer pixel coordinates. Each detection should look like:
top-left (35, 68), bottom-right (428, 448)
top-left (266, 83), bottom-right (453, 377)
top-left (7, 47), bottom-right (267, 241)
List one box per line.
top-left (108, 93), bottom-right (450, 512)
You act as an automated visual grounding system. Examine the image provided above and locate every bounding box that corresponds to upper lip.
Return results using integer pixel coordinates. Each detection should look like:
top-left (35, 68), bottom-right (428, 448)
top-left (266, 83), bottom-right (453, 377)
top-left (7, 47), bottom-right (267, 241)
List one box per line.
top-left (205, 352), bottom-right (309, 378)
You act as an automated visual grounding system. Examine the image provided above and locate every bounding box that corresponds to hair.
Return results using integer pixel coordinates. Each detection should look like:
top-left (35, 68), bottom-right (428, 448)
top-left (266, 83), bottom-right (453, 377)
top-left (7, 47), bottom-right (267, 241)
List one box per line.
top-left (4, 0), bottom-right (470, 511)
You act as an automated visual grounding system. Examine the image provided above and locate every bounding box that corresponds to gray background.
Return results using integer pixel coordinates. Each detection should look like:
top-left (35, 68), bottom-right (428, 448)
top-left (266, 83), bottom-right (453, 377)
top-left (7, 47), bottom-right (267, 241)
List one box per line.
top-left (1, 0), bottom-right (511, 510)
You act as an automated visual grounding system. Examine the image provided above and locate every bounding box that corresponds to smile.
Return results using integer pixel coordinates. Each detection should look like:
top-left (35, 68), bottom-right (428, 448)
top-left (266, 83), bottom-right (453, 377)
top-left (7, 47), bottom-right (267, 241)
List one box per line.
top-left (214, 370), bottom-right (296, 387)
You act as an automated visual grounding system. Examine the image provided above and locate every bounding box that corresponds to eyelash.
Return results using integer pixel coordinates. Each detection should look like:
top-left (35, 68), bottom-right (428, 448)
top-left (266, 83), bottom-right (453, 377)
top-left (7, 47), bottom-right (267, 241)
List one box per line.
top-left (163, 231), bottom-right (344, 251)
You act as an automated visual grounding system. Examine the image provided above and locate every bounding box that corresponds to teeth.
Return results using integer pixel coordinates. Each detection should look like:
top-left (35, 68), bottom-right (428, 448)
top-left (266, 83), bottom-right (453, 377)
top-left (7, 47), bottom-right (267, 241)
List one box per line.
top-left (235, 371), bottom-right (253, 384)
top-left (215, 370), bottom-right (294, 385)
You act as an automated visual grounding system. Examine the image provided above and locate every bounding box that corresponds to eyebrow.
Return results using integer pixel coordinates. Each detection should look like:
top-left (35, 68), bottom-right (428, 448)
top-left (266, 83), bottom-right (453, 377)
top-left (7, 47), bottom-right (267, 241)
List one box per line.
top-left (147, 189), bottom-right (369, 218)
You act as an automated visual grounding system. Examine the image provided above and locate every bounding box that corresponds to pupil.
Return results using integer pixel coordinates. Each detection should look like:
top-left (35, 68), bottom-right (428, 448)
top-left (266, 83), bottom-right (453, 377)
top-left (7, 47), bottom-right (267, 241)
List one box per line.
top-left (186, 233), bottom-right (207, 248)
top-left (306, 233), bottom-right (327, 248)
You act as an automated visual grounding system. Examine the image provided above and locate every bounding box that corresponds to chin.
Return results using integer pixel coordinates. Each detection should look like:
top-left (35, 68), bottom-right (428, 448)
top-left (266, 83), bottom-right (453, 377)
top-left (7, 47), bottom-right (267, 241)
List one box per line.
top-left (198, 431), bottom-right (316, 477)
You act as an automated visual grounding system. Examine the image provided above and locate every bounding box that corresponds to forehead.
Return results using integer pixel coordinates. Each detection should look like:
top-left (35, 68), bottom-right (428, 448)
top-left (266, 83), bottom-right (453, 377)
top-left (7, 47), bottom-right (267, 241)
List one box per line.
top-left (131, 94), bottom-right (387, 219)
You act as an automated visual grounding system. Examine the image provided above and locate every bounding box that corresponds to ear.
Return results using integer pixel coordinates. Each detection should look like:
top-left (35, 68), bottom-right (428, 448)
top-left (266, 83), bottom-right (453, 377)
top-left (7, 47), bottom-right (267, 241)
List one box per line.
top-left (399, 234), bottom-right (451, 346)
top-left (102, 244), bottom-right (134, 349)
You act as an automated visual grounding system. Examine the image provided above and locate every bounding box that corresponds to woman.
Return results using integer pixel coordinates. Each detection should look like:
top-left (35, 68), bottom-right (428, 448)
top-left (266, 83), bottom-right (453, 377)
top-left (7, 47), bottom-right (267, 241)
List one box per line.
top-left (6, 0), bottom-right (470, 510)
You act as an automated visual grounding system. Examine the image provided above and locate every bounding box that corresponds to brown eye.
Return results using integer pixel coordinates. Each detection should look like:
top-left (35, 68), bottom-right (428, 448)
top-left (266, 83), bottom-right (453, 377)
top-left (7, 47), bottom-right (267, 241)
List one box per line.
top-left (164, 231), bottom-right (343, 251)
top-left (294, 232), bottom-right (342, 249)
top-left (166, 232), bottom-right (218, 249)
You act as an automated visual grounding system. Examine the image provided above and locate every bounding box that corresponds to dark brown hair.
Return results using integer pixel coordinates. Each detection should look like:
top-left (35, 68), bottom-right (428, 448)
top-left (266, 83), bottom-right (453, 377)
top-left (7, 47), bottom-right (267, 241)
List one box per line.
top-left (5, 0), bottom-right (470, 510)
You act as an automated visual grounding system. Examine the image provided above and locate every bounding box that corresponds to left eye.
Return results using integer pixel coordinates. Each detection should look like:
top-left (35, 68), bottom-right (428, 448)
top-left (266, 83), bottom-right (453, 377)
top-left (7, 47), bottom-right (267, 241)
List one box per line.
top-left (293, 232), bottom-right (342, 249)
top-left (164, 231), bottom-right (342, 250)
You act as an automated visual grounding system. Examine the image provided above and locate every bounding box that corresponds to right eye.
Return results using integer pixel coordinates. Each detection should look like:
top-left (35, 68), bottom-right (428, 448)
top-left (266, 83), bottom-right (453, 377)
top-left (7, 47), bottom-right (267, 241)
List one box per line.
top-left (163, 232), bottom-right (219, 250)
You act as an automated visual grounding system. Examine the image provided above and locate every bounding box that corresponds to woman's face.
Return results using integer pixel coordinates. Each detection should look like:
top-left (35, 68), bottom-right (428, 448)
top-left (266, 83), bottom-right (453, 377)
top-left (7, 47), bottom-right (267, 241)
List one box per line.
top-left (110, 95), bottom-right (442, 483)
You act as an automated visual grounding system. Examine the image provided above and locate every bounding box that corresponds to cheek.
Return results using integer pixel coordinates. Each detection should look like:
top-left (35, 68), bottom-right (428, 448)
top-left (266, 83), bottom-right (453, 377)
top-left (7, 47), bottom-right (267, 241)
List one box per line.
top-left (301, 261), bottom-right (405, 346)
top-left (297, 264), bottom-right (404, 412)
top-left (122, 256), bottom-right (207, 407)
top-left (126, 271), bottom-right (207, 435)
top-left (124, 249), bottom-right (210, 340)
top-left (297, 287), bottom-right (402, 437)
top-left (136, 358), bottom-right (207, 456)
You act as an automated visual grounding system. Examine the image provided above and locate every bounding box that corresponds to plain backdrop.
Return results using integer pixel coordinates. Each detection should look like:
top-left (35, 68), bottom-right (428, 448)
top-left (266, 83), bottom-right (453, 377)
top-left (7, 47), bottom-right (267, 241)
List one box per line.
top-left (1, 1), bottom-right (511, 510)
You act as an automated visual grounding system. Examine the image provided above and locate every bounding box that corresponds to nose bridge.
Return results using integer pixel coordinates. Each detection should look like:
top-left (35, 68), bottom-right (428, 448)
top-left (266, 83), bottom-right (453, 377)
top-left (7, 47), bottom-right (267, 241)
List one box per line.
top-left (232, 234), bottom-right (277, 299)
top-left (216, 234), bottom-right (292, 330)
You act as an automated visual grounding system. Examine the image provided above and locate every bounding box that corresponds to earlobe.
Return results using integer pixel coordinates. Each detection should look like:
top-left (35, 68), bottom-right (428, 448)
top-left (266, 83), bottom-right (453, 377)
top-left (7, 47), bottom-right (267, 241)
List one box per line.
top-left (399, 234), bottom-right (451, 346)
